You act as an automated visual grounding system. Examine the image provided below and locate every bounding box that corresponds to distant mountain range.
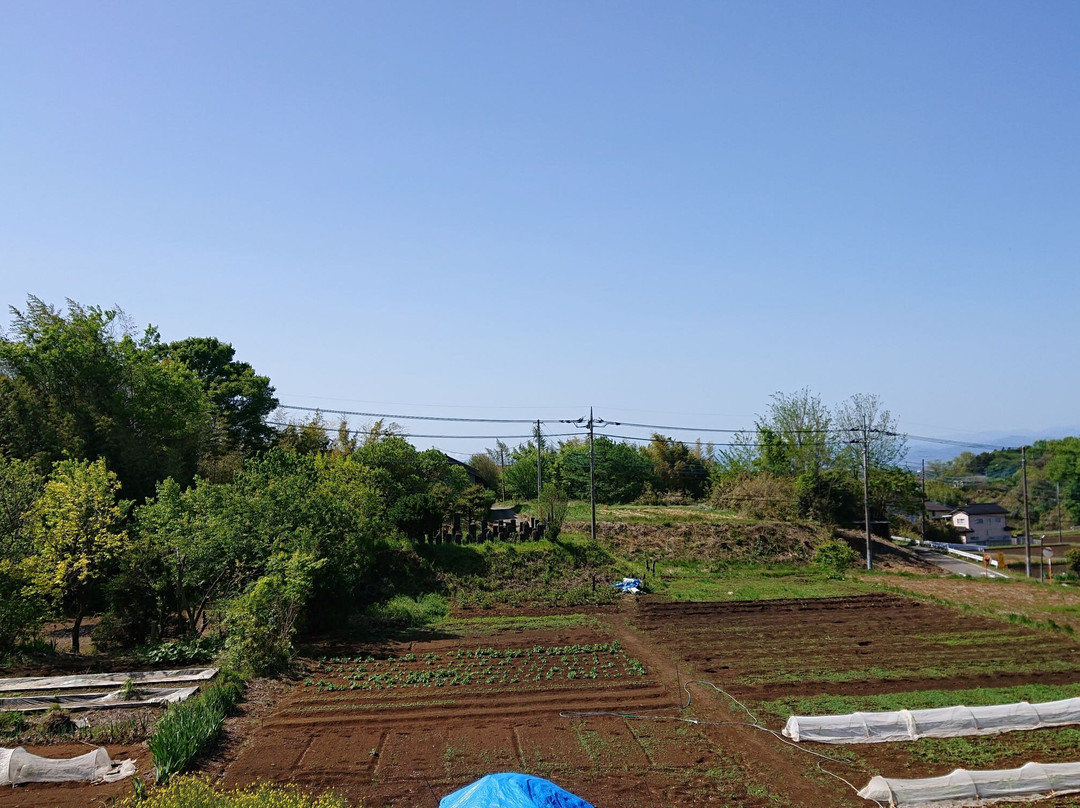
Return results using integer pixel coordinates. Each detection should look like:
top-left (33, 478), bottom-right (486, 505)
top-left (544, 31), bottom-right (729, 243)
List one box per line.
top-left (904, 426), bottom-right (1080, 465)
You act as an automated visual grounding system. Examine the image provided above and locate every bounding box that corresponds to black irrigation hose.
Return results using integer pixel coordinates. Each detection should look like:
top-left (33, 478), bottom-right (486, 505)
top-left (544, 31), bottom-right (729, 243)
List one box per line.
top-left (560, 679), bottom-right (885, 806)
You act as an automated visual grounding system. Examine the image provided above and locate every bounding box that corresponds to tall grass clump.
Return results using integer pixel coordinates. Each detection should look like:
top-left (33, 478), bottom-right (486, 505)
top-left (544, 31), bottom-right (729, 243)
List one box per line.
top-left (120, 775), bottom-right (352, 807)
top-left (363, 593), bottom-right (449, 626)
top-left (148, 671), bottom-right (244, 783)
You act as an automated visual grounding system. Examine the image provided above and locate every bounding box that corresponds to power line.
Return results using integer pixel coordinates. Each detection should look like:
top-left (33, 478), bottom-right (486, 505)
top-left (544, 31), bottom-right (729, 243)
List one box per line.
top-left (277, 404), bottom-right (546, 425)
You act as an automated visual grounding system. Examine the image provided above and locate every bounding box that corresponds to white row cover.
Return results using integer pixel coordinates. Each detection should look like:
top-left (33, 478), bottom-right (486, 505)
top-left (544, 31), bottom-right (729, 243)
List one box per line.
top-left (0, 667), bottom-right (217, 693)
top-left (0, 685), bottom-right (199, 712)
top-left (0, 746), bottom-right (136, 786)
top-left (783, 698), bottom-right (1080, 744)
top-left (859, 761), bottom-right (1080, 808)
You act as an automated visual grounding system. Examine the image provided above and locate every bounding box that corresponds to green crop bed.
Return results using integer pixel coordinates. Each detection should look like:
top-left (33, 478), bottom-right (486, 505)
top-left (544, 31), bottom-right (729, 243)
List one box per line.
top-left (305, 641), bottom-right (646, 691)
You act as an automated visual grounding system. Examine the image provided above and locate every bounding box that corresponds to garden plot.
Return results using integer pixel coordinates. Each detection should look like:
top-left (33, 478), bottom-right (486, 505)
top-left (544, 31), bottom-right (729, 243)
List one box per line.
top-left (221, 616), bottom-right (786, 807)
top-left (632, 593), bottom-right (1080, 700)
top-left (626, 593), bottom-right (1080, 807)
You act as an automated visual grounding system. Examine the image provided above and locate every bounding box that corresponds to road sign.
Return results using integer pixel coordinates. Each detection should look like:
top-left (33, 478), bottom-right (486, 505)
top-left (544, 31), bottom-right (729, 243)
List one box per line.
top-left (1043, 548), bottom-right (1054, 559)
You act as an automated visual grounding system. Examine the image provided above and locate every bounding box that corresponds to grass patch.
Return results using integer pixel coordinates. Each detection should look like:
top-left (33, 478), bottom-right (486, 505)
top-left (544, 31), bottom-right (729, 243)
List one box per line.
top-left (437, 613), bottom-right (602, 636)
top-left (148, 671), bottom-right (244, 783)
top-left (648, 561), bottom-right (875, 602)
top-left (362, 593), bottom-right (449, 626)
top-left (758, 682), bottom-right (1080, 721)
top-left (742, 657), bottom-right (1080, 688)
top-left (119, 776), bottom-right (350, 807)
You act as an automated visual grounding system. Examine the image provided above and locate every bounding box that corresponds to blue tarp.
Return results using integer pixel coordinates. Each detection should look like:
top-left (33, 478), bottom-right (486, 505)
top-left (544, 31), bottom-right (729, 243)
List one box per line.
top-left (611, 577), bottom-right (642, 594)
top-left (439, 773), bottom-right (596, 808)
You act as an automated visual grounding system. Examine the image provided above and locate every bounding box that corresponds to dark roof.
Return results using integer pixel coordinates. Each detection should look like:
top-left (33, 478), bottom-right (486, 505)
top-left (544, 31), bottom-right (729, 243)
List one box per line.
top-left (924, 501), bottom-right (953, 513)
top-left (953, 502), bottom-right (1008, 516)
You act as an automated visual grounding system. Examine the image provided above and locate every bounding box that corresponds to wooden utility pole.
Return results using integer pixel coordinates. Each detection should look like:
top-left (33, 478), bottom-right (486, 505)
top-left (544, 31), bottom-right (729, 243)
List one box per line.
top-left (1022, 445), bottom-right (1031, 578)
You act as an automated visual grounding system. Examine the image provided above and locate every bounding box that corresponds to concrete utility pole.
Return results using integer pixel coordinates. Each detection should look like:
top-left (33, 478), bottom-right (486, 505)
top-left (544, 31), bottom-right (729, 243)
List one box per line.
top-left (1022, 445), bottom-right (1031, 578)
top-left (1058, 481), bottom-right (1064, 543)
top-left (588, 407), bottom-right (596, 544)
top-left (920, 459), bottom-right (927, 544)
top-left (862, 431), bottom-right (872, 570)
top-left (536, 419), bottom-right (542, 507)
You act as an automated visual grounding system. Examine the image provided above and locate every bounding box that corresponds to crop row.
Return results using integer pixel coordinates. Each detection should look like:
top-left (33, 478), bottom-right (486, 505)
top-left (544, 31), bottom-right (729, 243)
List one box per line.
top-left (305, 641), bottom-right (645, 691)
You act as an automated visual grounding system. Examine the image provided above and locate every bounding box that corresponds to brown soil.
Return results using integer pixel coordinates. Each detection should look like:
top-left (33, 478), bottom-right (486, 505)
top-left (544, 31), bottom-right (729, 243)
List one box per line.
top-left (631, 593), bottom-right (1080, 701)
top-left (10, 593), bottom-right (1080, 807)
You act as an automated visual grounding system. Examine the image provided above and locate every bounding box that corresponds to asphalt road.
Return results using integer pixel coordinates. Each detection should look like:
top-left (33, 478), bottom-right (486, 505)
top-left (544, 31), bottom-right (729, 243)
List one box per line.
top-left (912, 546), bottom-right (1010, 579)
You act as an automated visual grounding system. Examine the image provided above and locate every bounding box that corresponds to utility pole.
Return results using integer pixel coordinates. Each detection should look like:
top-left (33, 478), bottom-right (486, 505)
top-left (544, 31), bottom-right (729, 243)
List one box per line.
top-left (920, 459), bottom-right (927, 544)
top-left (862, 431), bottom-right (872, 570)
top-left (499, 444), bottom-right (506, 501)
top-left (1058, 481), bottom-right (1064, 543)
top-left (588, 407), bottom-right (596, 544)
top-left (1022, 445), bottom-right (1031, 578)
top-left (536, 420), bottom-right (542, 504)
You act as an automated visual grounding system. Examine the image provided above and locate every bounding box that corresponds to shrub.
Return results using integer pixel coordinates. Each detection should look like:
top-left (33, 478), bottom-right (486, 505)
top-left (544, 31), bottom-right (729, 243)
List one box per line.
top-left (118, 776), bottom-right (351, 807)
top-left (814, 539), bottom-right (858, 578)
top-left (711, 473), bottom-right (796, 520)
top-left (0, 560), bottom-right (44, 654)
top-left (1066, 547), bottom-right (1080, 578)
top-left (362, 594), bottom-right (449, 626)
top-left (220, 551), bottom-right (323, 676)
top-left (0, 710), bottom-right (26, 738)
top-left (148, 672), bottom-right (244, 783)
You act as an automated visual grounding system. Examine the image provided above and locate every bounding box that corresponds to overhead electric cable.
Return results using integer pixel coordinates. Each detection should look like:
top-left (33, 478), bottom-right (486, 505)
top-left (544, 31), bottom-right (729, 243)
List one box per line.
top-left (278, 403), bottom-right (544, 424)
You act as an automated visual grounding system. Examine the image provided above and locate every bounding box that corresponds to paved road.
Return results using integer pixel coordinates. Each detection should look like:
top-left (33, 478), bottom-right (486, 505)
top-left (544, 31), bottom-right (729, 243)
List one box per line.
top-left (912, 546), bottom-right (1010, 579)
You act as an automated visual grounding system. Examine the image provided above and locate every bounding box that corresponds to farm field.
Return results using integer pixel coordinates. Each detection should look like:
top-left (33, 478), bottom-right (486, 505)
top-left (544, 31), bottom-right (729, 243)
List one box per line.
top-left (10, 588), bottom-right (1080, 807)
top-left (213, 590), bottom-right (1080, 807)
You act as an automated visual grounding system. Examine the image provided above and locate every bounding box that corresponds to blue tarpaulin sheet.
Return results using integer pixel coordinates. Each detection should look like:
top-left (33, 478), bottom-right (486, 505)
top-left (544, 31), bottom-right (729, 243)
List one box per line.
top-left (611, 578), bottom-right (642, 593)
top-left (439, 773), bottom-right (596, 808)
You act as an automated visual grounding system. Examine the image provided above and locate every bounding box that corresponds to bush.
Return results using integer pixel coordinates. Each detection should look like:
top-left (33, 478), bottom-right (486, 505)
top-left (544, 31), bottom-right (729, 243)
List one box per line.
top-left (141, 637), bottom-right (223, 666)
top-left (0, 560), bottom-right (44, 653)
top-left (119, 775), bottom-right (351, 807)
top-left (1066, 547), bottom-right (1080, 578)
top-left (148, 672), bottom-right (244, 783)
top-left (362, 594), bottom-right (449, 626)
top-left (814, 539), bottom-right (858, 578)
top-left (0, 710), bottom-right (27, 738)
top-left (220, 551), bottom-right (323, 676)
top-left (711, 473), bottom-right (796, 520)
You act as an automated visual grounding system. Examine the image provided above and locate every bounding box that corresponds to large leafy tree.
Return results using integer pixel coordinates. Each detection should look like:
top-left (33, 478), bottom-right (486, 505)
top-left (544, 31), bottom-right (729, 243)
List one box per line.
top-left (645, 434), bottom-right (708, 498)
top-left (754, 388), bottom-right (836, 476)
top-left (27, 458), bottom-right (130, 653)
top-left (160, 337), bottom-right (278, 462)
top-left (0, 297), bottom-right (210, 501)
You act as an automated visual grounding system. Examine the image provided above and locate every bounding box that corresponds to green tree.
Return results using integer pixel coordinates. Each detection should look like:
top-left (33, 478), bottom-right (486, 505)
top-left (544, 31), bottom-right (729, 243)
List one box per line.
top-left (27, 458), bottom-right (130, 653)
top-left (0, 456), bottom-right (47, 652)
top-left (645, 434), bottom-right (708, 498)
top-left (160, 337), bottom-right (278, 453)
top-left (467, 453), bottom-right (502, 492)
top-left (834, 393), bottom-right (908, 473)
top-left (0, 455), bottom-right (44, 560)
top-left (754, 388), bottom-right (835, 476)
top-left (0, 297), bottom-right (210, 501)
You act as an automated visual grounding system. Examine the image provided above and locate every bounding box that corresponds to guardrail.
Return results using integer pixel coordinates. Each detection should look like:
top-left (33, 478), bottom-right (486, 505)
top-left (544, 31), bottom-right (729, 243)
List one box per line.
top-left (913, 539), bottom-right (1000, 568)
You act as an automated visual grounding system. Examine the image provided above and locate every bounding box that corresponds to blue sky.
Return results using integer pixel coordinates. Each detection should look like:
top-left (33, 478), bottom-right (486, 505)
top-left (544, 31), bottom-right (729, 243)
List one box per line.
top-left (2, 1), bottom-right (1078, 458)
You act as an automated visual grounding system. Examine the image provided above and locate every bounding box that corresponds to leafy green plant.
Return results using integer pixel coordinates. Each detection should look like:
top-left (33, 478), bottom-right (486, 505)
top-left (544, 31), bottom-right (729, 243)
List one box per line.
top-left (148, 671), bottom-right (244, 783)
top-left (118, 775), bottom-right (350, 807)
top-left (814, 539), bottom-right (857, 578)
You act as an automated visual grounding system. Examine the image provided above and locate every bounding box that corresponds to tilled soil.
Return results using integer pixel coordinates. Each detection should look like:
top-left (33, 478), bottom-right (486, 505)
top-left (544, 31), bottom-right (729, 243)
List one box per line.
top-left (10, 592), bottom-right (1080, 807)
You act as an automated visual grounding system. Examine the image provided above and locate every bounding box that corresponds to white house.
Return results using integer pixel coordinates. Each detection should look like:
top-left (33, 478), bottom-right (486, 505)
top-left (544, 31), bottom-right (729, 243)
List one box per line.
top-left (951, 503), bottom-right (1012, 545)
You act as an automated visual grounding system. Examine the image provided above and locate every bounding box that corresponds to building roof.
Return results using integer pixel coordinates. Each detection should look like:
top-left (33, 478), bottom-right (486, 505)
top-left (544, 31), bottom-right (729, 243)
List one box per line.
top-left (953, 502), bottom-right (1008, 516)
top-left (924, 501), bottom-right (953, 514)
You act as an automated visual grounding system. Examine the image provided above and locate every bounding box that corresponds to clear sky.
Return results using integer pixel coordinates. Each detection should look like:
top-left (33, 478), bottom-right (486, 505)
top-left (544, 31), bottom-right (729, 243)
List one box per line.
top-left (2, 1), bottom-right (1078, 458)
